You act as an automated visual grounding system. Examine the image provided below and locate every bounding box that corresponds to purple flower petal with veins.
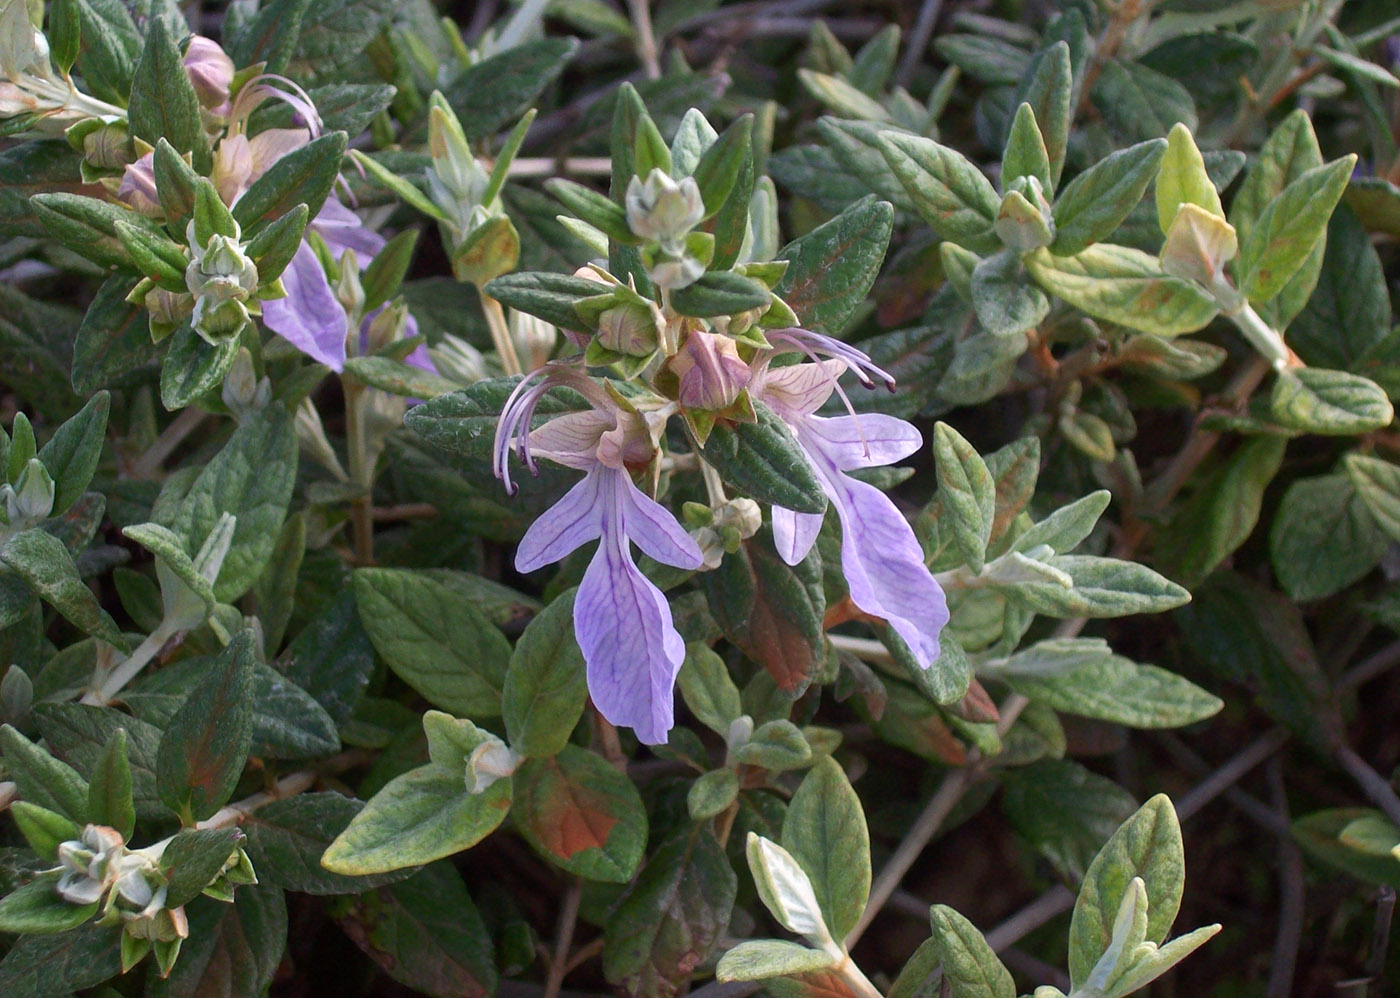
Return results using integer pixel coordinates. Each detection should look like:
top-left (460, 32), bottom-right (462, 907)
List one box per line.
top-left (262, 242), bottom-right (348, 371)
top-left (756, 339), bottom-right (949, 668)
top-left (496, 369), bottom-right (703, 743)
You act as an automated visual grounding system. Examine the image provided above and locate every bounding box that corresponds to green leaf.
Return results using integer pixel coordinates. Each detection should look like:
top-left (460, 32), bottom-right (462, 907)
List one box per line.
top-left (1002, 103), bottom-right (1052, 195)
top-left (888, 936), bottom-right (943, 998)
top-left (1068, 794), bottom-right (1184, 989)
top-left (127, 18), bottom-right (204, 161)
top-left (1293, 808), bottom-right (1400, 888)
top-left (242, 792), bottom-right (414, 894)
top-left (406, 375), bottom-right (592, 465)
top-left (1270, 368), bottom-right (1393, 435)
top-left (996, 555), bottom-right (1190, 618)
top-left (438, 37), bottom-right (578, 141)
top-left (1051, 139), bottom-right (1167, 256)
top-left (933, 423), bottom-right (996, 573)
top-left (969, 249), bottom-right (1049, 339)
top-left (735, 719), bottom-right (812, 771)
top-left (502, 589), bottom-right (587, 758)
top-left (161, 826), bottom-right (241, 907)
top-left (10, 801), bottom-right (79, 859)
top-left (36, 391), bottom-right (109, 516)
top-left (775, 195), bottom-right (894, 335)
top-left (1155, 123), bottom-right (1223, 234)
top-left (602, 826), bottom-right (737, 996)
top-left (704, 528), bottom-right (825, 696)
top-left (692, 115), bottom-right (754, 216)
top-left (320, 763), bottom-right (511, 875)
top-left (47, 0), bottom-right (79, 73)
top-left (244, 204), bottom-right (311, 284)
top-left (1235, 156), bottom-right (1356, 304)
top-left (546, 177), bottom-right (634, 244)
top-left (813, 118), bottom-right (917, 214)
top-left (1017, 41), bottom-right (1073, 186)
top-left (1025, 244), bottom-right (1218, 336)
top-left (512, 746), bottom-right (647, 882)
top-left (160, 320), bottom-right (240, 411)
top-left (991, 640), bottom-right (1221, 728)
top-left (1270, 473), bottom-right (1389, 600)
top-left (233, 132), bottom-right (349, 233)
top-left (280, 589), bottom-right (377, 725)
top-left (483, 272), bottom-right (601, 333)
top-left (927, 904), bottom-right (1015, 998)
top-left (355, 568), bottom-right (510, 717)
top-left (30, 193), bottom-right (161, 269)
top-left (1011, 490), bottom-right (1111, 555)
top-left (688, 768), bottom-right (739, 820)
top-left (326, 862), bottom-right (497, 997)
top-left (0, 724), bottom-right (89, 822)
top-left (288, 0), bottom-right (396, 81)
top-left (1, 529), bottom-right (128, 650)
top-left (1001, 759), bottom-right (1139, 880)
top-left (155, 630), bottom-right (257, 822)
top-left (31, 703), bottom-right (165, 821)
top-left (781, 757), bottom-right (870, 942)
top-left (87, 728), bottom-right (134, 840)
top-left (225, 0), bottom-right (312, 75)
top-left (1090, 59), bottom-right (1196, 143)
top-left (881, 132), bottom-right (1001, 253)
top-left (1289, 205), bottom-right (1392, 373)
top-left (677, 641), bottom-right (743, 737)
top-left (1346, 454), bottom-right (1400, 542)
top-left (72, 275), bottom-right (160, 395)
top-left (702, 403), bottom-right (827, 515)
top-left (342, 356), bottom-right (460, 400)
top-left (670, 271), bottom-right (772, 318)
top-left (1156, 436), bottom-right (1286, 587)
top-left (163, 402), bottom-right (297, 601)
top-left (0, 875), bottom-right (98, 934)
top-left (716, 940), bottom-right (834, 982)
top-left (148, 885), bottom-right (287, 998)
top-left (0, 927), bottom-right (122, 997)
top-left (1230, 109), bottom-right (1323, 245)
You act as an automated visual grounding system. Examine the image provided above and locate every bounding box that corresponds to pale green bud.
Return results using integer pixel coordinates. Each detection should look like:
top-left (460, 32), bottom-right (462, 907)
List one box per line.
top-left (1160, 202), bottom-right (1238, 287)
top-left (625, 168), bottom-right (705, 249)
top-left (8, 457), bottom-right (54, 522)
top-left (191, 296), bottom-right (251, 343)
top-left (596, 301), bottom-right (659, 357)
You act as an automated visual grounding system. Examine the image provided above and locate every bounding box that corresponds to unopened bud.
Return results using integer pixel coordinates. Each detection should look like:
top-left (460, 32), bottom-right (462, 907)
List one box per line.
top-left (509, 309), bottom-right (558, 371)
top-left (334, 250), bottom-right (364, 316)
top-left (645, 247), bottom-right (706, 291)
top-left (364, 300), bottom-right (409, 354)
top-left (222, 348), bottom-right (269, 416)
top-left (596, 301), bottom-right (659, 357)
top-left (191, 296), bottom-right (251, 343)
top-left (8, 457), bottom-right (54, 522)
top-left (82, 121), bottom-right (132, 170)
top-left (995, 186), bottom-right (1054, 252)
top-left (466, 736), bottom-right (519, 794)
top-left (670, 330), bottom-right (750, 410)
top-left (118, 153), bottom-right (162, 217)
top-left (625, 169), bottom-right (705, 248)
top-left (1160, 202), bottom-right (1238, 286)
top-left (183, 36), bottom-right (234, 112)
top-left (428, 334), bottom-right (489, 384)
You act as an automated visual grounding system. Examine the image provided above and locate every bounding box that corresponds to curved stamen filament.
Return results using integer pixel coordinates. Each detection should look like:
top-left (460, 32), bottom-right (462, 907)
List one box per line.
top-left (767, 327), bottom-right (897, 392)
top-left (493, 364), bottom-right (611, 493)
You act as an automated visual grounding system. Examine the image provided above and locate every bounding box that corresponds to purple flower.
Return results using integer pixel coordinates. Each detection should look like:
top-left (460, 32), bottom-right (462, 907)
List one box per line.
top-left (182, 36), bottom-right (235, 114)
top-left (495, 367), bottom-right (703, 744)
top-left (755, 330), bottom-right (949, 667)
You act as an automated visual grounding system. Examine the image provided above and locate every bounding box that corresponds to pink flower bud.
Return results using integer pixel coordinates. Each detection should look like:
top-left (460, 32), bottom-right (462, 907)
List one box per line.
top-left (670, 330), bottom-right (750, 411)
top-left (183, 36), bottom-right (235, 112)
top-left (117, 153), bottom-right (161, 217)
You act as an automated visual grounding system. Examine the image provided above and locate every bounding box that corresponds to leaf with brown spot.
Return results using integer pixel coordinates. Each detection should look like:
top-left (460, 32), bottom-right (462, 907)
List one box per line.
top-left (511, 746), bottom-right (647, 882)
top-left (764, 969), bottom-right (860, 997)
top-left (704, 528), bottom-right (825, 696)
top-left (155, 629), bottom-right (256, 822)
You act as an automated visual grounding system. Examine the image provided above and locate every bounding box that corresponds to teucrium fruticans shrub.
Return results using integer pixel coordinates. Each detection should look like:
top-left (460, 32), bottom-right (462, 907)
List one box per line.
top-left (0, 0), bottom-right (1396, 993)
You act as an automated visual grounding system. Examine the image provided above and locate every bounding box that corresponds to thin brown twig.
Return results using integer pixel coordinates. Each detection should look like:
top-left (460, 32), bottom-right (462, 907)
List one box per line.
top-left (1265, 758), bottom-right (1305, 998)
top-left (543, 878), bottom-right (583, 998)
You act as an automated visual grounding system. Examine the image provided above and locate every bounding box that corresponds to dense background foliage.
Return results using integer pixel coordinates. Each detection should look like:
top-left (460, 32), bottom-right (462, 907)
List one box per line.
top-left (2, 0), bottom-right (1400, 996)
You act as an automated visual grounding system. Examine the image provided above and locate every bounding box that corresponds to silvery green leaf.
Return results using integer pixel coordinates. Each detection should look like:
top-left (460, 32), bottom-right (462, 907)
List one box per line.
top-left (1024, 244), bottom-right (1218, 337)
top-left (782, 757), bottom-right (870, 943)
top-left (677, 641), bottom-right (743, 737)
top-left (1002, 103), bottom-right (1052, 194)
top-left (1235, 156), bottom-right (1356, 305)
top-left (797, 69), bottom-right (890, 121)
top-left (933, 423), bottom-right (996, 573)
top-left (744, 833), bottom-right (835, 948)
top-left (971, 249), bottom-right (1050, 338)
top-left (1050, 138), bottom-right (1166, 256)
top-left (715, 940), bottom-right (835, 982)
top-left (1270, 368), bottom-right (1393, 435)
top-left (687, 768), bottom-right (739, 821)
top-left (1068, 795), bottom-right (1185, 989)
top-left (879, 132), bottom-right (1001, 253)
top-left (1011, 490), bottom-right (1110, 555)
top-left (926, 904), bottom-right (1015, 998)
top-left (997, 555), bottom-right (1189, 619)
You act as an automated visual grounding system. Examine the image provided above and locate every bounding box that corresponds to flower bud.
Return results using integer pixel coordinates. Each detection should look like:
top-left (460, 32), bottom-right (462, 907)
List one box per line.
top-left (7, 457), bottom-right (54, 522)
top-left (669, 330), bottom-right (750, 411)
top-left (625, 169), bottom-right (705, 248)
top-left (81, 120), bottom-right (133, 170)
top-left (191, 296), bottom-right (251, 343)
top-left (596, 301), bottom-right (659, 357)
top-left (334, 250), bottom-right (364, 316)
top-left (118, 153), bottom-right (162, 217)
top-left (222, 347), bottom-right (270, 416)
top-left (429, 333), bottom-right (489, 384)
top-left (645, 247), bottom-right (707, 291)
top-left (467, 736), bottom-right (519, 794)
top-left (995, 184), bottom-right (1054, 252)
top-left (144, 286), bottom-right (194, 342)
top-left (510, 309), bottom-right (558, 372)
top-left (1160, 202), bottom-right (1238, 287)
top-left (56, 825), bottom-right (126, 906)
top-left (183, 36), bottom-right (235, 112)
top-left (363, 300), bottom-right (409, 355)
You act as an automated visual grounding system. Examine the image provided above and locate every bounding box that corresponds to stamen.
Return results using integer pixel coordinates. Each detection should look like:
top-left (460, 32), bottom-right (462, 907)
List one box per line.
top-left (493, 364), bottom-right (610, 493)
top-left (228, 74), bottom-right (324, 137)
top-left (768, 327), bottom-right (897, 392)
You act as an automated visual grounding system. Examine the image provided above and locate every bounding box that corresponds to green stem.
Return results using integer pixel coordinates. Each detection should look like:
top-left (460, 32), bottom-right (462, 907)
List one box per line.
top-left (343, 379), bottom-right (375, 565)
